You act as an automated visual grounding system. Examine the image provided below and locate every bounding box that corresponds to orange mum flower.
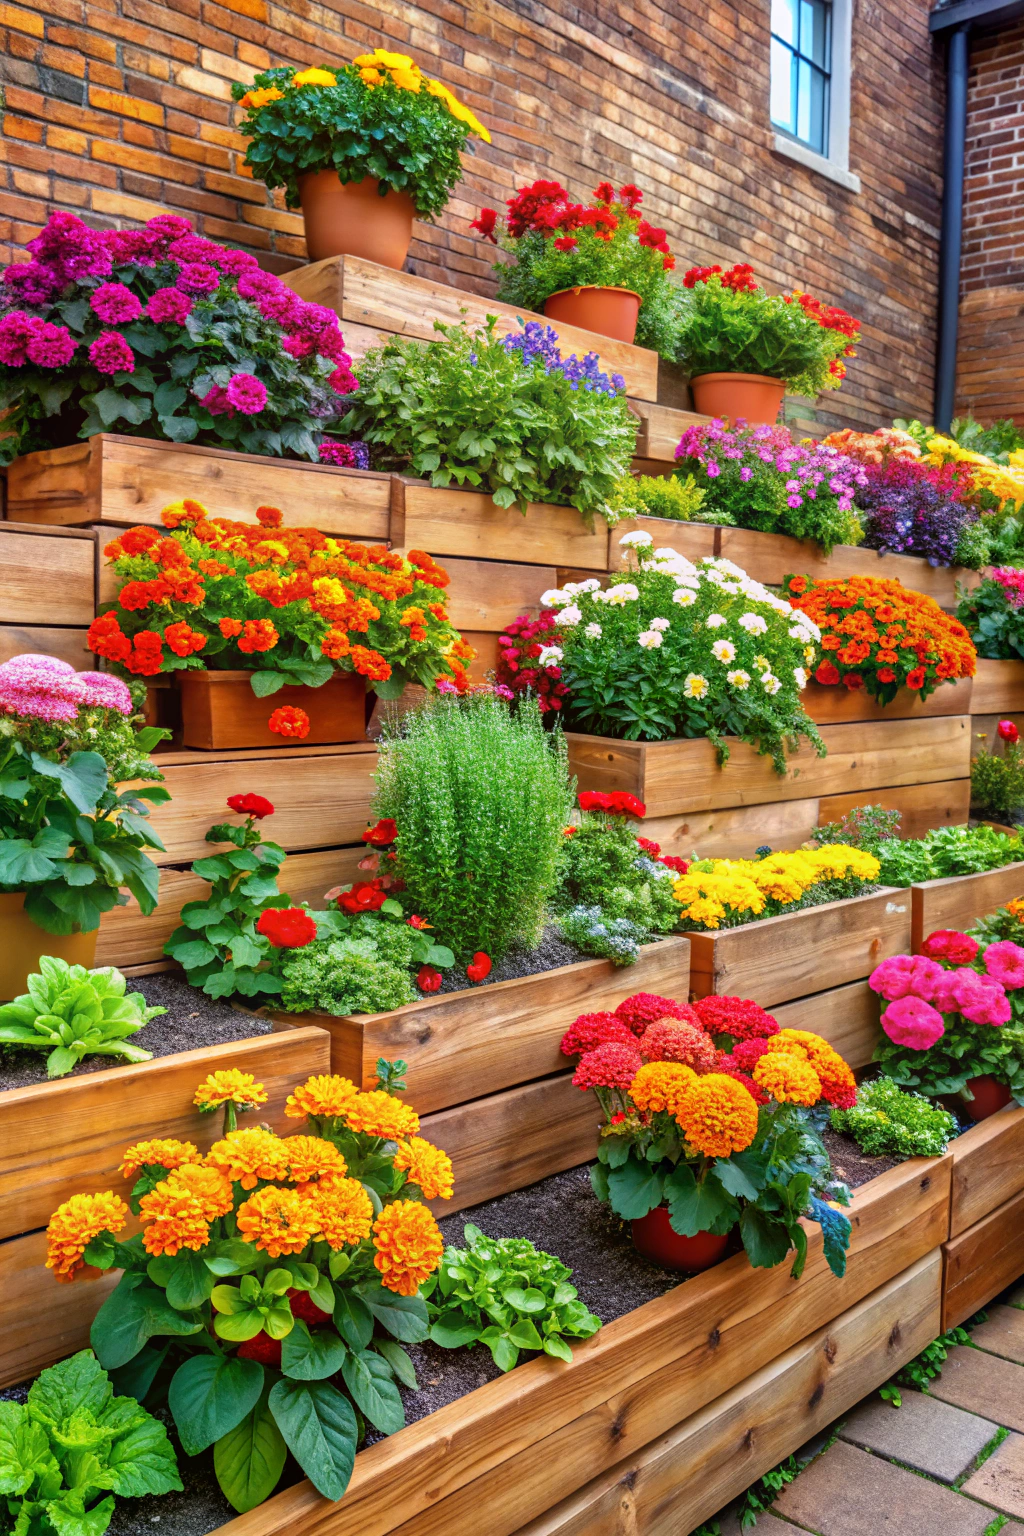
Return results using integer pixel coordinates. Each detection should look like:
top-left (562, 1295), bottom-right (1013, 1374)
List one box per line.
top-left (236, 1185), bottom-right (319, 1258)
top-left (393, 1137), bottom-right (455, 1201)
top-left (283, 1134), bottom-right (349, 1188)
top-left (628, 1060), bottom-right (698, 1117)
top-left (119, 1138), bottom-right (200, 1180)
top-left (674, 1072), bottom-right (759, 1157)
top-left (342, 1090), bottom-right (420, 1140)
top-left (163, 1164), bottom-right (235, 1220)
top-left (238, 618), bottom-right (279, 653)
top-left (349, 645), bottom-right (392, 681)
top-left (268, 705), bottom-right (310, 739)
top-left (46, 1191), bottom-right (129, 1283)
top-left (139, 1179), bottom-right (214, 1257)
top-left (194, 1070), bottom-right (268, 1111)
top-left (219, 617), bottom-right (243, 637)
top-left (320, 627), bottom-right (351, 659)
top-left (767, 1030), bottom-right (857, 1108)
top-left (285, 1074), bottom-right (361, 1121)
top-left (306, 1176), bottom-right (375, 1249)
top-left (161, 498), bottom-right (209, 528)
top-left (753, 1051), bottom-right (821, 1106)
top-left (372, 1200), bottom-right (444, 1295)
top-left (204, 1128), bottom-right (290, 1189)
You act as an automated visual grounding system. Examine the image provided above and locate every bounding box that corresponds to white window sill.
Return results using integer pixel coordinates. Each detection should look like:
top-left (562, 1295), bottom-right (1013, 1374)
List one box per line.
top-left (772, 133), bottom-right (861, 194)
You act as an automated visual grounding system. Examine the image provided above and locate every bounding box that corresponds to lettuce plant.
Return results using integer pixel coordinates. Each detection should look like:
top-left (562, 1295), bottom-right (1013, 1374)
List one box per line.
top-left (830, 1077), bottom-right (956, 1158)
top-left (0, 957), bottom-right (164, 1077)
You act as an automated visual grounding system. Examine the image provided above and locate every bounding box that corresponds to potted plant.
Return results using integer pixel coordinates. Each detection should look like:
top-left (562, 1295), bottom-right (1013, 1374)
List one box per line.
top-left (88, 501), bottom-right (474, 748)
top-left (675, 263), bottom-right (860, 425)
top-left (562, 992), bottom-right (856, 1274)
top-left (470, 180), bottom-right (680, 349)
top-left (0, 211), bottom-right (358, 466)
top-left (232, 51), bottom-right (490, 269)
top-left (0, 656), bottom-right (168, 997)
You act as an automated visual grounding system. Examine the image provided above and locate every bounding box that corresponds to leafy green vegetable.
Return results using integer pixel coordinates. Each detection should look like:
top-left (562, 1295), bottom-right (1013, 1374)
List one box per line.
top-left (831, 1076), bottom-right (956, 1158)
top-left (552, 808), bottom-right (680, 965)
top-left (0, 957), bottom-right (163, 1077)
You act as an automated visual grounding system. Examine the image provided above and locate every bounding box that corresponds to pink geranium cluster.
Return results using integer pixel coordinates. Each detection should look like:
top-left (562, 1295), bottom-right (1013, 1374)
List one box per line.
top-left (0, 654), bottom-right (132, 724)
top-left (991, 567), bottom-right (1024, 610)
top-left (494, 609), bottom-right (570, 714)
top-left (870, 930), bottom-right (1024, 1049)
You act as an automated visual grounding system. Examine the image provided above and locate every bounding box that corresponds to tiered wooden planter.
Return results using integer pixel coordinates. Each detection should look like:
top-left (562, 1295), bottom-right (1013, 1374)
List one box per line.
top-left (910, 860), bottom-right (1024, 951)
top-left (0, 520), bottom-right (96, 667)
top-left (942, 1102), bottom-right (1024, 1330)
top-left (969, 658), bottom-right (1024, 761)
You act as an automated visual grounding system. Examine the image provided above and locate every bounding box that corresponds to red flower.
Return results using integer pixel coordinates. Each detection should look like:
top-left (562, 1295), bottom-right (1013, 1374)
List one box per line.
top-left (417, 965), bottom-right (443, 993)
top-left (256, 506), bottom-right (283, 527)
top-left (337, 879), bottom-right (388, 915)
top-left (636, 836), bottom-right (662, 857)
top-left (578, 790), bottom-right (647, 818)
top-left (615, 993), bottom-right (695, 1036)
top-left (470, 207), bottom-right (498, 242)
top-left (683, 263), bottom-right (722, 288)
top-left (691, 995), bottom-right (779, 1043)
top-left (287, 1288), bottom-right (332, 1325)
top-left (268, 705), bottom-right (310, 739)
top-left (594, 180), bottom-right (615, 204)
top-left (362, 818), bottom-right (398, 846)
top-left (572, 1041), bottom-right (643, 1092)
top-left (466, 952), bottom-right (492, 983)
top-left (842, 672), bottom-right (864, 691)
top-left (227, 793), bottom-right (274, 819)
top-left (920, 929), bottom-right (980, 965)
top-left (560, 1011), bottom-right (635, 1057)
top-left (554, 235), bottom-right (578, 252)
top-left (999, 720), bottom-right (1020, 744)
top-left (618, 183), bottom-right (642, 210)
top-left (256, 907), bottom-right (318, 949)
top-left (906, 667), bottom-right (927, 691)
top-left (407, 914), bottom-right (432, 930)
top-left (815, 662), bottom-right (840, 686)
top-left (659, 854), bottom-right (689, 874)
top-left (237, 1332), bottom-right (281, 1366)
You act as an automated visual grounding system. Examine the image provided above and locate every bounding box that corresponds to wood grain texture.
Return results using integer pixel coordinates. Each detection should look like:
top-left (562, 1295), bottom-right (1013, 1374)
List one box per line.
top-left (628, 401), bottom-right (710, 461)
top-left (509, 1254), bottom-right (941, 1536)
top-left (717, 527), bottom-right (981, 607)
top-left (0, 524), bottom-right (95, 624)
top-left (803, 676), bottom-right (973, 724)
top-left (911, 863), bottom-right (1024, 951)
top-left (210, 1155), bottom-right (951, 1536)
top-left (942, 1185), bottom-right (1024, 1330)
top-left (6, 436), bottom-right (392, 536)
top-left (399, 482), bottom-right (609, 571)
top-left (644, 798), bottom-right (823, 861)
top-left (0, 1027), bottom-right (330, 1241)
top-left (269, 938), bottom-right (690, 1116)
top-left (0, 625), bottom-right (92, 667)
top-left (773, 980), bottom-right (881, 1069)
top-left (607, 516), bottom-right (717, 570)
top-left (972, 659), bottom-right (1024, 715)
top-left (687, 889), bottom-right (911, 1008)
top-left (817, 778), bottom-right (972, 839)
top-left (949, 1104), bottom-right (1024, 1238)
top-left (0, 1229), bottom-right (121, 1390)
top-left (437, 555), bottom-right (554, 632)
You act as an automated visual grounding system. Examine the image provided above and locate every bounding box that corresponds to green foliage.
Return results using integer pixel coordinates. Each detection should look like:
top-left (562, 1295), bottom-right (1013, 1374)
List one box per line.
top-left (972, 743), bottom-right (1024, 819)
top-left (555, 905), bottom-right (648, 964)
top-left (896, 414), bottom-right (1024, 465)
top-left (605, 471), bottom-right (717, 525)
top-left (0, 1349), bottom-right (180, 1536)
top-left (958, 572), bottom-right (1024, 662)
top-left (879, 1315), bottom-right (982, 1405)
top-left (424, 1224), bottom-right (602, 1370)
top-left (278, 906), bottom-right (456, 1015)
top-left (0, 957), bottom-right (164, 1077)
top-left (339, 318), bottom-right (637, 524)
top-left (815, 802), bottom-right (904, 852)
top-left (676, 277), bottom-right (853, 396)
top-left (830, 1076), bottom-right (956, 1158)
top-left (374, 694), bottom-right (573, 960)
top-left (553, 814), bottom-right (679, 942)
top-left (231, 64), bottom-right (480, 218)
top-left (972, 900), bottom-right (1024, 944)
top-left (873, 823), bottom-right (1024, 886)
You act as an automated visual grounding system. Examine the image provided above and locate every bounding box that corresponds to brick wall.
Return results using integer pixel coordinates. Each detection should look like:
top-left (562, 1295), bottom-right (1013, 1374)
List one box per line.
top-left (0, 0), bottom-right (944, 430)
top-left (962, 18), bottom-right (1024, 295)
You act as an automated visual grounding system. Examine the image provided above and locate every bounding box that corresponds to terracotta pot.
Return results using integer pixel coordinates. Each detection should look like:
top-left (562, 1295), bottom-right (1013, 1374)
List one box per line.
top-left (0, 891), bottom-right (98, 1002)
top-left (689, 372), bottom-right (787, 427)
top-left (630, 1206), bottom-right (730, 1272)
top-left (543, 286), bottom-right (642, 344)
top-left (962, 1075), bottom-right (1013, 1120)
top-left (298, 172), bottom-right (416, 268)
top-left (177, 670), bottom-right (367, 751)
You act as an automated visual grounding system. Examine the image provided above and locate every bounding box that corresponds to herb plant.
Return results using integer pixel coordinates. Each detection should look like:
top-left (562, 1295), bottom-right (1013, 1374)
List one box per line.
top-left (425, 1224), bottom-right (602, 1369)
top-left (553, 792), bottom-right (681, 957)
top-left (830, 1077), bottom-right (956, 1158)
top-left (605, 470), bottom-right (714, 525)
top-left (0, 1349), bottom-right (181, 1534)
top-left (279, 908), bottom-right (454, 1015)
top-left (815, 803), bottom-right (904, 852)
top-left (556, 907), bottom-right (649, 965)
top-left (340, 317), bottom-right (637, 524)
top-left (879, 1318), bottom-right (981, 1406)
top-left (0, 958), bottom-right (164, 1077)
top-left (972, 735), bottom-right (1024, 821)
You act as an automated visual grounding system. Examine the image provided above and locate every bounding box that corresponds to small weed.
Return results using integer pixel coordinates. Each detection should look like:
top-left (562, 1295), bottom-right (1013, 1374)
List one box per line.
top-left (878, 1311), bottom-right (987, 1406)
top-left (954, 1426), bottom-right (1009, 1491)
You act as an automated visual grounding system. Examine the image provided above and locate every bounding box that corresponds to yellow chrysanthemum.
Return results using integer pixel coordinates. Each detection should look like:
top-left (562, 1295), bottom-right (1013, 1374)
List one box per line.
top-left (767, 1030), bottom-right (857, 1106)
top-left (285, 1074), bottom-right (361, 1122)
top-left (342, 1090), bottom-right (420, 1140)
top-left (283, 1134), bottom-right (348, 1189)
top-left (372, 1200), bottom-right (444, 1295)
top-left (306, 1177), bottom-right (375, 1249)
top-left (46, 1191), bottom-right (129, 1283)
top-left (119, 1138), bottom-right (200, 1180)
top-left (628, 1060), bottom-right (698, 1117)
top-left (393, 1137), bottom-right (454, 1201)
top-left (239, 86), bottom-right (284, 109)
top-left (236, 1186), bottom-right (319, 1258)
top-left (674, 1073), bottom-right (759, 1158)
top-left (672, 870), bottom-right (765, 929)
top-left (753, 1051), bottom-right (822, 1107)
top-left (389, 66), bottom-right (422, 91)
top-left (193, 1070), bottom-right (268, 1111)
top-left (204, 1128), bottom-right (290, 1189)
top-left (164, 1164), bottom-right (235, 1221)
top-left (354, 48), bottom-right (415, 69)
top-left (139, 1181), bottom-right (213, 1257)
top-left (359, 66), bottom-right (382, 85)
top-left (292, 67), bottom-right (337, 87)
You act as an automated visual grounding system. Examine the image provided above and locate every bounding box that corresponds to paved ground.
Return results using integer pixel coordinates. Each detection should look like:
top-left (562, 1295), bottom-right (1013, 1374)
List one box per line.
top-left (710, 1285), bottom-right (1024, 1536)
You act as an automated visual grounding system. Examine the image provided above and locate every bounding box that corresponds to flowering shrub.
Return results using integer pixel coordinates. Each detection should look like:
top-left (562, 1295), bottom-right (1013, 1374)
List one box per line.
top-left (563, 994), bottom-right (854, 1276)
top-left (45, 1065), bottom-right (450, 1512)
top-left (0, 956), bottom-right (164, 1077)
top-left (971, 731), bottom-right (1024, 821)
top-left (0, 211), bottom-right (357, 465)
top-left (869, 932), bottom-right (1024, 1103)
top-left (819, 427), bottom-right (923, 465)
top-left (784, 573), bottom-right (977, 705)
top-left (672, 843), bottom-right (880, 931)
top-left (0, 654), bottom-right (168, 935)
top-left (544, 537), bottom-right (823, 770)
top-left (674, 421), bottom-right (866, 553)
top-left (90, 501), bottom-right (472, 723)
top-left (604, 469), bottom-right (713, 525)
top-left (855, 458), bottom-right (980, 569)
top-left (830, 1076), bottom-right (956, 1158)
top-left (339, 317), bottom-right (636, 524)
top-left (494, 609), bottom-right (570, 714)
top-left (676, 264), bottom-right (860, 396)
top-left (958, 567), bottom-right (1024, 661)
top-left (471, 180), bottom-right (682, 357)
top-left (232, 51), bottom-right (489, 217)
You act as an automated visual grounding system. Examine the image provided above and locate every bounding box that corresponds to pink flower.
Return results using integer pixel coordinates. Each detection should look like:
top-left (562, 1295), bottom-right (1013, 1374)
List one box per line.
top-left (27, 210), bottom-right (113, 283)
top-left (329, 363), bottom-right (358, 394)
top-left (25, 321), bottom-right (75, 368)
top-left (176, 262), bottom-right (220, 296)
top-left (199, 384), bottom-right (231, 416)
top-left (0, 311), bottom-right (41, 367)
top-left (3, 262), bottom-right (59, 306)
top-left (217, 248), bottom-right (260, 275)
top-left (983, 940), bottom-right (1024, 990)
top-left (89, 283), bottom-right (143, 325)
top-left (932, 968), bottom-right (1011, 1025)
top-left (78, 671), bottom-right (132, 715)
top-left (881, 996), bottom-right (946, 1050)
top-left (572, 1041), bottom-right (643, 1092)
top-left (142, 214), bottom-right (194, 253)
top-left (89, 331), bottom-right (135, 375)
top-left (0, 653), bottom-right (88, 722)
top-left (869, 953), bottom-right (944, 1003)
top-left (225, 373), bottom-right (267, 415)
top-left (166, 235), bottom-right (225, 266)
top-left (146, 287), bottom-right (193, 325)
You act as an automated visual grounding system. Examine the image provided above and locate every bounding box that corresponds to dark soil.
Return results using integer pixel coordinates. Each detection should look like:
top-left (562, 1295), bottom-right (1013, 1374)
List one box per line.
top-left (821, 1125), bottom-right (900, 1188)
top-left (0, 973), bottom-right (273, 1092)
top-left (435, 923), bottom-right (593, 995)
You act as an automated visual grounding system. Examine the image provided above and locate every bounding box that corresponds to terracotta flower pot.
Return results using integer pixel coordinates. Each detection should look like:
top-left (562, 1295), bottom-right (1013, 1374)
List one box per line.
top-left (0, 892), bottom-right (98, 1002)
top-left (543, 286), bottom-right (642, 344)
top-left (630, 1206), bottom-right (730, 1272)
top-left (298, 171), bottom-right (416, 268)
top-left (962, 1075), bottom-right (1013, 1120)
top-left (177, 670), bottom-right (367, 751)
top-left (689, 372), bottom-right (787, 427)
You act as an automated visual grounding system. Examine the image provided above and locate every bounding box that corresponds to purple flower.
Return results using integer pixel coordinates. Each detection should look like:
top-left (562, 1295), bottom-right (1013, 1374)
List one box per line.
top-left (146, 287), bottom-right (193, 325)
top-left (502, 322), bottom-right (623, 395)
top-left (739, 465), bottom-right (752, 482)
top-left (0, 652), bottom-right (88, 723)
top-left (706, 461), bottom-right (721, 477)
top-left (25, 321), bottom-right (76, 368)
top-left (0, 311), bottom-right (42, 367)
top-left (225, 372), bottom-right (267, 415)
top-left (90, 282), bottom-right (143, 325)
top-left (89, 331), bottom-right (135, 375)
top-left (2, 262), bottom-right (60, 307)
top-left (176, 263), bottom-right (220, 296)
top-left (319, 439), bottom-right (370, 469)
top-left (857, 458), bottom-right (976, 567)
top-left (27, 211), bottom-right (113, 283)
top-left (787, 494), bottom-right (803, 508)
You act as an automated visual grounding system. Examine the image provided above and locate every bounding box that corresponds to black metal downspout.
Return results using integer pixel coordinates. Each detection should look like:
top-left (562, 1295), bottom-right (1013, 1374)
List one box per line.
top-left (935, 21), bottom-right (971, 430)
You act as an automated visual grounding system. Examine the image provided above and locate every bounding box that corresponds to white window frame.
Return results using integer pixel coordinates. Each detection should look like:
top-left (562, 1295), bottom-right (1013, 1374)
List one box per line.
top-left (772, 0), bottom-right (861, 194)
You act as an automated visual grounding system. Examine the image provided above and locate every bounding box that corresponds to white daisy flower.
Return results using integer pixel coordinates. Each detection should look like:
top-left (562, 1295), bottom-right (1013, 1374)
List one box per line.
top-left (739, 613), bottom-right (768, 635)
top-left (638, 630), bottom-right (663, 649)
top-left (718, 581), bottom-right (742, 595)
top-left (649, 617), bottom-right (670, 631)
top-left (555, 604), bottom-right (582, 626)
top-left (605, 583), bottom-right (640, 605)
top-left (761, 672), bottom-right (782, 695)
top-left (712, 639), bottom-right (737, 663)
top-left (683, 673), bottom-right (709, 698)
top-left (619, 529), bottom-right (654, 548)
top-left (727, 669), bottom-right (751, 690)
top-left (584, 622), bottom-right (602, 639)
top-left (705, 614), bottom-right (727, 629)
top-left (672, 588), bottom-right (697, 607)
top-left (793, 667), bottom-right (808, 689)
top-left (712, 558), bottom-right (746, 579)
top-left (541, 588), bottom-right (571, 608)
top-left (575, 578), bottom-right (602, 594)
top-left (537, 645), bottom-right (563, 666)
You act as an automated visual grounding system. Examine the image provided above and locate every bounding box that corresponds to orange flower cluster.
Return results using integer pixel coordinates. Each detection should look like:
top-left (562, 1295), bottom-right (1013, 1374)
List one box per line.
top-left (784, 573), bottom-right (976, 704)
top-left (371, 1199), bottom-right (445, 1295)
top-left (393, 1136), bottom-right (455, 1200)
top-left (674, 1072), bottom-right (759, 1157)
top-left (45, 1191), bottom-right (129, 1282)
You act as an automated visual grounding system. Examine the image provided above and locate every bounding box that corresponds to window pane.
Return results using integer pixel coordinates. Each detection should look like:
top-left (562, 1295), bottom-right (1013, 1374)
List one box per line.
top-left (799, 0), bottom-right (831, 69)
top-left (771, 0), bottom-right (797, 45)
top-left (796, 60), bottom-right (828, 153)
top-left (770, 37), bottom-right (796, 132)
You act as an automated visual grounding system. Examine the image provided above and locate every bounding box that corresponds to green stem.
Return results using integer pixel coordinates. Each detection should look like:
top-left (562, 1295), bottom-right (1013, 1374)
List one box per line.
top-left (223, 1102), bottom-right (238, 1135)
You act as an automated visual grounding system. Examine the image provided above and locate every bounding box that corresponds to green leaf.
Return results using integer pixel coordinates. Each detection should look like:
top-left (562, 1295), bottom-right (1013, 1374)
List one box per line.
top-left (376, 1339), bottom-right (418, 1390)
top-left (109, 1343), bottom-right (168, 1405)
top-left (502, 1287), bottom-right (547, 1314)
top-left (739, 1206), bottom-right (794, 1271)
top-left (543, 1334), bottom-right (574, 1362)
top-left (280, 1321), bottom-right (348, 1382)
top-left (250, 670), bottom-right (287, 698)
top-left (214, 1390), bottom-right (287, 1515)
top-left (606, 1156), bottom-right (664, 1220)
top-left (31, 751), bottom-right (107, 814)
top-left (713, 1150), bottom-right (769, 1202)
top-left (664, 1163), bottom-right (739, 1237)
top-left (268, 1379), bottom-right (358, 1502)
top-left (91, 1275), bottom-right (203, 1370)
top-left (508, 1317), bottom-right (542, 1350)
top-left (165, 1249), bottom-right (217, 1311)
top-left (357, 1283), bottom-right (429, 1342)
top-left (341, 1349), bottom-right (405, 1435)
top-left (165, 938), bottom-right (217, 969)
top-left (104, 1412), bottom-right (182, 1498)
top-left (168, 1354), bottom-right (265, 1457)
top-left (45, 1490), bottom-right (116, 1536)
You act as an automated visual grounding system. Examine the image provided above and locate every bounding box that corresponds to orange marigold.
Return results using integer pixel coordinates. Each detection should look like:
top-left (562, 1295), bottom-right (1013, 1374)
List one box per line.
top-left (46, 1191), bottom-right (129, 1283)
top-left (283, 1134), bottom-right (349, 1188)
top-left (393, 1137), bottom-right (455, 1201)
top-left (204, 1128), bottom-right (291, 1189)
top-left (161, 498), bottom-right (209, 528)
top-left (674, 1073), bottom-right (759, 1158)
top-left (752, 1051), bottom-right (822, 1107)
top-left (194, 1069), bottom-right (268, 1110)
top-left (119, 1138), bottom-right (200, 1180)
top-left (139, 1179), bottom-right (214, 1257)
top-left (306, 1176), bottom-right (375, 1249)
top-left (372, 1200), bottom-right (444, 1295)
top-left (163, 1163), bottom-right (235, 1220)
top-left (285, 1074), bottom-right (361, 1121)
top-left (767, 1029), bottom-right (857, 1108)
top-left (320, 627), bottom-right (351, 660)
top-left (238, 618), bottom-right (279, 653)
top-left (628, 1060), bottom-right (698, 1118)
top-left (219, 617), bottom-right (243, 637)
top-left (349, 644), bottom-right (392, 682)
top-left (268, 705), bottom-right (309, 739)
top-left (236, 1185), bottom-right (319, 1258)
top-left (342, 1089), bottom-right (420, 1140)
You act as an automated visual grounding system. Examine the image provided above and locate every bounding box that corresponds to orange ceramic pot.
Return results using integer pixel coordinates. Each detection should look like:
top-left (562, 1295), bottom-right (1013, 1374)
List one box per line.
top-left (630, 1206), bottom-right (730, 1272)
top-left (543, 285), bottom-right (642, 344)
top-left (298, 172), bottom-right (416, 268)
top-left (689, 372), bottom-right (787, 427)
top-left (177, 670), bottom-right (367, 750)
top-left (0, 892), bottom-right (98, 1002)
top-left (962, 1075), bottom-right (1013, 1121)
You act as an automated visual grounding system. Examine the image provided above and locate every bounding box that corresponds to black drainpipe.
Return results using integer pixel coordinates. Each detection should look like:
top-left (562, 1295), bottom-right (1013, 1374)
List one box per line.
top-left (934, 21), bottom-right (971, 431)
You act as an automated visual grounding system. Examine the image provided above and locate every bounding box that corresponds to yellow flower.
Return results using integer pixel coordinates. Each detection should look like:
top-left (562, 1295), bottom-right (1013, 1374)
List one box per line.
top-left (139, 1179), bottom-right (215, 1257)
top-left (360, 66), bottom-right (383, 85)
top-left (393, 1137), bottom-right (454, 1201)
top-left (753, 1051), bottom-right (821, 1106)
top-left (389, 66), bottom-right (422, 91)
top-left (239, 86), bottom-right (284, 109)
top-left (119, 1138), bottom-right (200, 1180)
top-left (292, 67), bottom-right (337, 87)
top-left (674, 1074), bottom-right (759, 1158)
top-left (236, 1186), bottom-right (319, 1258)
top-left (46, 1192), bottom-right (129, 1283)
top-left (163, 1164), bottom-right (235, 1221)
top-left (204, 1128), bottom-right (290, 1189)
top-left (372, 1200), bottom-right (444, 1295)
top-left (306, 1177), bottom-right (375, 1249)
top-left (629, 1060), bottom-right (698, 1117)
top-left (285, 1073), bottom-right (361, 1122)
top-left (193, 1070), bottom-right (268, 1111)
top-left (424, 76), bottom-right (491, 140)
top-left (342, 1089), bottom-right (420, 1140)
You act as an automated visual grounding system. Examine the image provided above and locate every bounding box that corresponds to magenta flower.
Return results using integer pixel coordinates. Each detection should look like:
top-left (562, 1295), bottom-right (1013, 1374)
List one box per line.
top-left (103, 229), bottom-right (162, 267)
top-left (25, 321), bottom-right (76, 368)
top-left (199, 384), bottom-right (231, 416)
top-left (143, 214), bottom-right (194, 254)
top-left (79, 671), bottom-right (133, 715)
top-left (329, 363), bottom-right (358, 395)
top-left (27, 211), bottom-right (113, 283)
top-left (932, 967), bottom-right (1011, 1025)
top-left (90, 283), bottom-right (143, 325)
top-left (146, 288), bottom-right (193, 325)
top-left (0, 311), bottom-right (42, 368)
top-left (89, 331), bottom-right (135, 375)
top-left (881, 995), bottom-right (946, 1050)
top-left (983, 940), bottom-right (1024, 990)
top-left (166, 235), bottom-right (225, 266)
top-left (3, 262), bottom-right (59, 306)
top-left (176, 263), bottom-right (220, 296)
top-left (217, 248), bottom-right (260, 275)
top-left (236, 270), bottom-right (284, 303)
top-left (0, 653), bottom-right (89, 723)
top-left (257, 290), bottom-right (303, 328)
top-left (225, 373), bottom-right (267, 415)
top-left (869, 953), bottom-right (945, 1002)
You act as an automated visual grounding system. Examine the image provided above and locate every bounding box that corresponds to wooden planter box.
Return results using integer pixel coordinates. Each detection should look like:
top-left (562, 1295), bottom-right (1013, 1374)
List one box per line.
top-left (393, 479), bottom-right (609, 572)
top-left (687, 889), bottom-right (911, 1009)
top-left (971, 658), bottom-right (1024, 715)
top-left (942, 1183), bottom-right (1024, 1331)
top-left (0, 521), bottom-right (96, 670)
top-left (950, 1102), bottom-right (1024, 1238)
top-left (177, 669), bottom-right (367, 751)
top-left (566, 716), bottom-right (971, 819)
top-left (803, 676), bottom-right (973, 725)
top-left (910, 861), bottom-right (1024, 951)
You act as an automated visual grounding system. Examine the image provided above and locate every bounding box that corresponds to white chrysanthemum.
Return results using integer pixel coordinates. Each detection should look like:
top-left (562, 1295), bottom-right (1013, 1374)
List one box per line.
top-left (584, 622), bottom-right (602, 639)
top-left (712, 639), bottom-right (737, 663)
top-left (605, 583), bottom-right (640, 605)
top-left (739, 613), bottom-right (768, 635)
top-left (789, 624), bottom-right (812, 641)
top-left (537, 645), bottom-right (563, 666)
top-left (541, 588), bottom-right (571, 608)
top-left (575, 578), bottom-right (602, 594)
top-left (718, 581), bottom-right (742, 595)
top-left (740, 578), bottom-right (771, 602)
top-left (793, 667), bottom-right (808, 689)
top-left (619, 529), bottom-right (654, 548)
top-left (799, 615), bottom-right (821, 641)
top-left (672, 588), bottom-right (697, 607)
top-left (704, 568), bottom-right (726, 586)
top-left (766, 596), bottom-right (793, 615)
top-left (727, 669), bottom-right (751, 690)
top-left (710, 558), bottom-right (746, 579)
top-left (561, 582), bottom-right (582, 596)
top-left (761, 672), bottom-right (782, 695)
top-left (555, 605), bottom-right (582, 626)
top-left (649, 617), bottom-right (670, 632)
top-left (683, 673), bottom-right (709, 699)
top-left (638, 630), bottom-right (663, 649)
top-left (705, 614), bottom-right (727, 629)
top-left (754, 655), bottom-right (771, 671)
top-left (672, 574), bottom-right (701, 591)
top-left (653, 548), bottom-right (696, 571)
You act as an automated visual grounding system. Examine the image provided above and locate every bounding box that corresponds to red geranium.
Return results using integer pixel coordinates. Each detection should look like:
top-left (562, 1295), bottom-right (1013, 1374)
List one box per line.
top-left (658, 854), bottom-right (689, 874)
top-left (494, 610), bottom-right (570, 713)
top-left (691, 995), bottom-right (779, 1043)
top-left (362, 818), bottom-right (397, 846)
top-left (636, 836), bottom-right (662, 857)
top-left (417, 965), bottom-right (443, 993)
top-left (560, 1011), bottom-right (636, 1057)
top-left (920, 929), bottom-right (980, 966)
top-left (572, 1041), bottom-right (643, 1092)
top-left (466, 952), bottom-right (492, 983)
top-left (256, 907), bottom-right (318, 949)
top-left (337, 879), bottom-right (388, 915)
top-left (998, 720), bottom-right (1020, 744)
top-left (614, 993), bottom-right (695, 1036)
top-left (578, 790), bottom-right (647, 818)
top-left (227, 793), bottom-right (274, 819)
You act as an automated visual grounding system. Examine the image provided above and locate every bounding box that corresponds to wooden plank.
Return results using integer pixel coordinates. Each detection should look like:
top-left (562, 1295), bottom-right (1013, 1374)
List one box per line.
top-left (950, 1103), bottom-right (1024, 1237)
top-left (0, 625), bottom-right (92, 667)
top-left (399, 482), bottom-right (609, 572)
top-left (687, 889), bottom-right (911, 1008)
top-left (607, 516), bottom-right (717, 571)
top-left (271, 937), bottom-right (690, 1116)
top-left (439, 555), bottom-right (555, 633)
top-left (0, 1229), bottom-right (122, 1389)
top-left (567, 717), bottom-right (971, 819)
top-left (0, 1027), bottom-right (330, 1242)
top-left (282, 254), bottom-right (660, 402)
top-left (628, 401), bottom-right (710, 462)
top-left (803, 676), bottom-right (973, 724)
top-left (817, 778), bottom-right (972, 839)
top-left (210, 1154), bottom-right (950, 1536)
top-left (911, 863), bottom-right (1024, 951)
top-left (972, 713), bottom-right (1024, 759)
top-left (461, 630), bottom-right (499, 681)
top-left (942, 1185), bottom-right (1024, 1330)
top-left (7, 436), bottom-right (392, 538)
top-left (717, 526), bottom-right (981, 607)
top-left (773, 980), bottom-right (880, 1069)
top-left (0, 524), bottom-right (95, 624)
top-left (644, 797), bottom-right (823, 861)
top-left (509, 1255), bottom-right (941, 1536)
top-left (972, 658), bottom-right (1024, 715)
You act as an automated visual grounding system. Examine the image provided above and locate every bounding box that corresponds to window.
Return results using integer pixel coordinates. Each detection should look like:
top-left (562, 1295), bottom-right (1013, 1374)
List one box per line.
top-left (771, 0), bottom-right (832, 155)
